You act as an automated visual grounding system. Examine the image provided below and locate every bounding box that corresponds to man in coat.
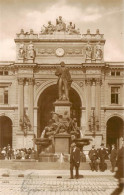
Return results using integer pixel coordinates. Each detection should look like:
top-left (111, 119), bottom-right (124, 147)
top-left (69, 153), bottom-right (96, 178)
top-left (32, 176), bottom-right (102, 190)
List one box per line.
top-left (55, 62), bottom-right (72, 101)
top-left (110, 144), bottom-right (117, 172)
top-left (115, 140), bottom-right (124, 189)
top-left (88, 145), bottom-right (98, 171)
top-left (98, 143), bottom-right (107, 172)
top-left (70, 142), bottom-right (80, 179)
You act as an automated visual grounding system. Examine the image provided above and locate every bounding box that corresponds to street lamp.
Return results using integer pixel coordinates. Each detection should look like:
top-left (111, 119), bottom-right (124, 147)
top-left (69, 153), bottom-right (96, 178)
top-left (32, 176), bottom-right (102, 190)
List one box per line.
top-left (88, 109), bottom-right (99, 137)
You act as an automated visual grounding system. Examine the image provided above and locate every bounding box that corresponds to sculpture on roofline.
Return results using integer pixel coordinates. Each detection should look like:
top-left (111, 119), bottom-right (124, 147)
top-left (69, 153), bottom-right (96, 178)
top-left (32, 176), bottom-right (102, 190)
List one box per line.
top-left (66, 22), bottom-right (80, 35)
top-left (41, 21), bottom-right (55, 34)
top-left (56, 16), bottom-right (66, 32)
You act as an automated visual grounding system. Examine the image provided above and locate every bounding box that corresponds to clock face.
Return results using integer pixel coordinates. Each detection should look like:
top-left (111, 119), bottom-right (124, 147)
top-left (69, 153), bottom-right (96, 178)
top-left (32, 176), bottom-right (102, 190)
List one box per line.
top-left (56, 48), bottom-right (64, 57)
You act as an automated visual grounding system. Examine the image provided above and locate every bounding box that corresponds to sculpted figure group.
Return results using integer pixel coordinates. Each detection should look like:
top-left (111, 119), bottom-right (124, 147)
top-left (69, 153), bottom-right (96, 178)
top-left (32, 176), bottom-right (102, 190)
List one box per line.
top-left (40, 111), bottom-right (81, 139)
top-left (41, 16), bottom-right (80, 35)
top-left (18, 42), bottom-right (35, 61)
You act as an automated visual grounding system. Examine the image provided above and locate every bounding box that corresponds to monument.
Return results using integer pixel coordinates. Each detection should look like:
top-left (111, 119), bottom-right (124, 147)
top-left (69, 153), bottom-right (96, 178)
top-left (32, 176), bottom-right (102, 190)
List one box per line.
top-left (34, 61), bottom-right (91, 161)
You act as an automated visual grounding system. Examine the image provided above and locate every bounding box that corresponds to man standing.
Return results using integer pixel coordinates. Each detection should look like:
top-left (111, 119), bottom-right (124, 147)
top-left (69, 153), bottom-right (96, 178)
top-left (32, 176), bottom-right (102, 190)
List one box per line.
top-left (55, 62), bottom-right (72, 101)
top-left (88, 145), bottom-right (98, 171)
top-left (110, 144), bottom-right (117, 172)
top-left (98, 143), bottom-right (107, 172)
top-left (70, 142), bottom-right (80, 179)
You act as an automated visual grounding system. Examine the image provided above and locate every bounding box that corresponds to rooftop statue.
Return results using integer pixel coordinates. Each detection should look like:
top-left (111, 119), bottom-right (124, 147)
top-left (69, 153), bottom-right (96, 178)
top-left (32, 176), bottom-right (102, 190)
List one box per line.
top-left (56, 16), bottom-right (66, 32)
top-left (41, 21), bottom-right (55, 34)
top-left (66, 22), bottom-right (80, 35)
top-left (40, 17), bottom-right (80, 34)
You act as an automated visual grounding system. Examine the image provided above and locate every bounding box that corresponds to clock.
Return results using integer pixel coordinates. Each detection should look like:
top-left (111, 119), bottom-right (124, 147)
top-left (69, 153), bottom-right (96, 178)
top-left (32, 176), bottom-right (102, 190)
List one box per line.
top-left (56, 48), bottom-right (65, 57)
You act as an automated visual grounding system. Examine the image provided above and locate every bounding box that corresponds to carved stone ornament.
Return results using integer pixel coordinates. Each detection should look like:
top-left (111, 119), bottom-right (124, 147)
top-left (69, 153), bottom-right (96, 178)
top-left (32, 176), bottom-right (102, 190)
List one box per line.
top-left (85, 78), bottom-right (91, 85)
top-left (28, 78), bottom-right (34, 85)
top-left (56, 48), bottom-right (65, 57)
top-left (95, 44), bottom-right (103, 59)
top-left (18, 43), bottom-right (25, 59)
top-left (27, 42), bottom-right (35, 59)
top-left (18, 78), bottom-right (25, 85)
top-left (85, 44), bottom-right (92, 59)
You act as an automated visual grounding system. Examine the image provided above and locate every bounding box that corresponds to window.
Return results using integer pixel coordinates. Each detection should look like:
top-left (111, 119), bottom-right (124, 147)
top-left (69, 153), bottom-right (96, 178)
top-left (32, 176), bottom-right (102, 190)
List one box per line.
top-left (0, 71), bottom-right (8, 75)
top-left (116, 71), bottom-right (120, 76)
top-left (0, 71), bottom-right (3, 75)
top-left (111, 71), bottom-right (115, 76)
top-left (111, 87), bottom-right (120, 104)
top-left (111, 71), bottom-right (120, 76)
top-left (0, 87), bottom-right (8, 104)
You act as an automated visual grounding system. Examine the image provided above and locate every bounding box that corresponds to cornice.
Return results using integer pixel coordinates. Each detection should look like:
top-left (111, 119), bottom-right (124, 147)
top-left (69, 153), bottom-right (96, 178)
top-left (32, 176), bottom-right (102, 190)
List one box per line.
top-left (14, 38), bottom-right (106, 43)
top-left (101, 106), bottom-right (124, 110)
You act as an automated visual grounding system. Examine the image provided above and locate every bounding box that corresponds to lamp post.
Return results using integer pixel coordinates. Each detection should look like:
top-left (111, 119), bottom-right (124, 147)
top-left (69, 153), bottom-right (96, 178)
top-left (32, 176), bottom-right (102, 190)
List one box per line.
top-left (88, 109), bottom-right (99, 137)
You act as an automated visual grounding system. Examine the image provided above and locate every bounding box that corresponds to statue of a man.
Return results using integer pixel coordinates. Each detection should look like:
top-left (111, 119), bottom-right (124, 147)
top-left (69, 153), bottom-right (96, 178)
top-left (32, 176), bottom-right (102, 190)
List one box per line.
top-left (55, 62), bottom-right (72, 101)
top-left (27, 42), bottom-right (35, 59)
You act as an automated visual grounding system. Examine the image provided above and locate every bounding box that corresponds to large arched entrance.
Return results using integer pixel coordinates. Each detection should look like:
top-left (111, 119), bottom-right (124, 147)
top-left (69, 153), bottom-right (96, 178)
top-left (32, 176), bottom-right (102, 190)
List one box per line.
top-left (37, 84), bottom-right (81, 137)
top-left (0, 116), bottom-right (12, 148)
top-left (106, 116), bottom-right (124, 149)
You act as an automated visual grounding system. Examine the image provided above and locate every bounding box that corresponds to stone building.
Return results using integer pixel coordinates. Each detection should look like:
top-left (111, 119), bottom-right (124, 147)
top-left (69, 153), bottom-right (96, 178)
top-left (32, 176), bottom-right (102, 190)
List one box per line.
top-left (0, 17), bottom-right (124, 151)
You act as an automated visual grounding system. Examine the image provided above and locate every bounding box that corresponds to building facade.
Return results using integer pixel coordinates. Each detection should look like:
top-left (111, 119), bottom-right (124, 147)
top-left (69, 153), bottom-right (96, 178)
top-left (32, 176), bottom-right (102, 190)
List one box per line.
top-left (0, 17), bottom-right (124, 151)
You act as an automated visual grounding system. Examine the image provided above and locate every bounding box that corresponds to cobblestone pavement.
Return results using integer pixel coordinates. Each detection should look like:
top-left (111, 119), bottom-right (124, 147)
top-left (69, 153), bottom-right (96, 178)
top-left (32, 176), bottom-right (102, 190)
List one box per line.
top-left (0, 170), bottom-right (120, 195)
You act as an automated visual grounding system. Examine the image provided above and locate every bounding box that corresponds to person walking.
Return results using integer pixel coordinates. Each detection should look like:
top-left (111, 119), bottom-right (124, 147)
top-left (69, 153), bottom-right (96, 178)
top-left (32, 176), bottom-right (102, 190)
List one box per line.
top-left (110, 144), bottom-right (117, 172)
top-left (70, 142), bottom-right (80, 179)
top-left (98, 143), bottom-right (107, 172)
top-left (88, 145), bottom-right (98, 171)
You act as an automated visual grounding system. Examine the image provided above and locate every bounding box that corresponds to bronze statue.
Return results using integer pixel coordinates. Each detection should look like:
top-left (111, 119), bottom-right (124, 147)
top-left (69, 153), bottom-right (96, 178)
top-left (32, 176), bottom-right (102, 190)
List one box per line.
top-left (55, 62), bottom-right (72, 101)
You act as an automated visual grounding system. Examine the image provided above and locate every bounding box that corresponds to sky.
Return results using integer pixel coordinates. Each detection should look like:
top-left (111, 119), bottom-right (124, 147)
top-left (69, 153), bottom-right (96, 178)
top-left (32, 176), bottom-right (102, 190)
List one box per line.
top-left (0, 0), bottom-right (124, 61)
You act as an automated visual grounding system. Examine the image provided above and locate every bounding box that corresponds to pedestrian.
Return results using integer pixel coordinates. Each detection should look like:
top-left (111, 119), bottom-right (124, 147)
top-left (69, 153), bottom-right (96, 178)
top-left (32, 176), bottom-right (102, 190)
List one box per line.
top-left (88, 145), bottom-right (98, 171)
top-left (110, 144), bottom-right (117, 172)
top-left (98, 143), bottom-right (107, 172)
top-left (70, 142), bottom-right (80, 179)
top-left (7, 145), bottom-right (12, 160)
top-left (115, 140), bottom-right (124, 190)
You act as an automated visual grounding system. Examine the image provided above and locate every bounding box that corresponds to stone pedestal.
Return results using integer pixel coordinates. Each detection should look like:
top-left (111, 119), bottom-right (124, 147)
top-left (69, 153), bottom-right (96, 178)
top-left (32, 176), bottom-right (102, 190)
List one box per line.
top-left (53, 100), bottom-right (72, 117)
top-left (54, 134), bottom-right (71, 154)
top-left (38, 153), bottom-right (58, 162)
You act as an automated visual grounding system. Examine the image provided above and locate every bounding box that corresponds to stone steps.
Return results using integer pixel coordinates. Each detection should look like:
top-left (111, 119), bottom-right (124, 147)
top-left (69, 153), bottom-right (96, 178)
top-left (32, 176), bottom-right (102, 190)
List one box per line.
top-left (0, 160), bottom-right (111, 170)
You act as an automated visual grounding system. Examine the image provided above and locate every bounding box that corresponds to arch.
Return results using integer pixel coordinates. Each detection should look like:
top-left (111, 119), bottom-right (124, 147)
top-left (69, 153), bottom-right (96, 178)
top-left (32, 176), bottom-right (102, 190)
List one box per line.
top-left (106, 116), bottom-right (124, 149)
top-left (105, 113), bottom-right (124, 124)
top-left (34, 80), bottom-right (85, 107)
top-left (0, 116), bottom-right (13, 148)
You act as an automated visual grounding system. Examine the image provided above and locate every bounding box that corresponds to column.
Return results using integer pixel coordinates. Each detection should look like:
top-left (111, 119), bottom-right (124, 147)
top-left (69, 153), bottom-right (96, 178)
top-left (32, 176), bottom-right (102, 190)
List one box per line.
top-left (95, 78), bottom-right (101, 130)
top-left (91, 79), bottom-right (96, 108)
top-left (85, 78), bottom-right (91, 130)
top-left (28, 78), bottom-right (34, 131)
top-left (18, 78), bottom-right (25, 129)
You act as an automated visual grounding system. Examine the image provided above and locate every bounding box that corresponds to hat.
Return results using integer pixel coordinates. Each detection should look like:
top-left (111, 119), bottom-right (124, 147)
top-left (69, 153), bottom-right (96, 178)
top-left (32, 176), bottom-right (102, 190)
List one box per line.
top-left (71, 143), bottom-right (76, 148)
top-left (100, 143), bottom-right (104, 146)
top-left (92, 145), bottom-right (95, 148)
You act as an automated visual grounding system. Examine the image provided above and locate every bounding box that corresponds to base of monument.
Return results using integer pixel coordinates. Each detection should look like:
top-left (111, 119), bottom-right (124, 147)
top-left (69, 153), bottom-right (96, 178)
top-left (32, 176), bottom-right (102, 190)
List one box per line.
top-left (38, 153), bottom-right (59, 162)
